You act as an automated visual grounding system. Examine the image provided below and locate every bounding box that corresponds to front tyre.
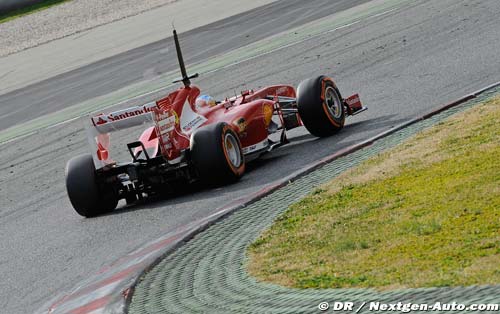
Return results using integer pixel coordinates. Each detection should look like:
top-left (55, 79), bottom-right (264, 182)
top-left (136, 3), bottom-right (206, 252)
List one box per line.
top-left (190, 122), bottom-right (245, 184)
top-left (65, 154), bottom-right (117, 217)
top-left (297, 75), bottom-right (345, 137)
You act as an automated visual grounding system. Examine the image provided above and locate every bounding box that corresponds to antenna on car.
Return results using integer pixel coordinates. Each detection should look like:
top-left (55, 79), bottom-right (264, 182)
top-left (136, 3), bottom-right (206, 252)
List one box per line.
top-left (172, 28), bottom-right (199, 87)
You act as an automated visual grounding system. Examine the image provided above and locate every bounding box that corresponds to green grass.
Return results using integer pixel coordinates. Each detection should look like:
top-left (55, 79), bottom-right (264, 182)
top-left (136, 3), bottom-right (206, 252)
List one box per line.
top-left (247, 97), bottom-right (500, 290)
top-left (0, 0), bottom-right (70, 24)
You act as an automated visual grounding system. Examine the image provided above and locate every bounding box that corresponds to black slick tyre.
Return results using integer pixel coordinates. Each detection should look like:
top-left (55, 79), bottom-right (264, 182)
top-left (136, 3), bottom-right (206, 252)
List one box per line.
top-left (190, 122), bottom-right (245, 184)
top-left (297, 75), bottom-right (345, 137)
top-left (65, 154), bottom-right (117, 217)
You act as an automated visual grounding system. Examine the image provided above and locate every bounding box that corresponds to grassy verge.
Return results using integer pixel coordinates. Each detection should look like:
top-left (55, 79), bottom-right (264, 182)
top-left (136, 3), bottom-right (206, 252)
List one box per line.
top-left (248, 97), bottom-right (500, 290)
top-left (0, 0), bottom-right (70, 24)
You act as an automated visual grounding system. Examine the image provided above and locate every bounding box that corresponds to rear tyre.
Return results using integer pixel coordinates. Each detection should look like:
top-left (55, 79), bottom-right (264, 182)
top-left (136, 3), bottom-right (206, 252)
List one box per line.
top-left (297, 75), bottom-right (345, 137)
top-left (190, 122), bottom-right (245, 184)
top-left (65, 154), bottom-right (118, 217)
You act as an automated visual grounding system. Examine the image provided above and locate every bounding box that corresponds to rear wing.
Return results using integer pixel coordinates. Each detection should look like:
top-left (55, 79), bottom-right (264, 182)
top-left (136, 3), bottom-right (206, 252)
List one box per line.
top-left (90, 102), bottom-right (157, 134)
top-left (86, 102), bottom-right (158, 169)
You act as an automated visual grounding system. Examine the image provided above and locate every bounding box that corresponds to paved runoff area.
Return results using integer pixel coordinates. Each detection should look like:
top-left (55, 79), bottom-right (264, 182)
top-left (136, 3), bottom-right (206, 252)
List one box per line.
top-left (0, 0), bottom-right (278, 94)
top-left (128, 88), bottom-right (500, 314)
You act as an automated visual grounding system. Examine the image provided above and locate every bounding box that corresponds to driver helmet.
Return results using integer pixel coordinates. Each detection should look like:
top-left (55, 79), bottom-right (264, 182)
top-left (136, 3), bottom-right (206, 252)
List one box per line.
top-left (195, 95), bottom-right (216, 109)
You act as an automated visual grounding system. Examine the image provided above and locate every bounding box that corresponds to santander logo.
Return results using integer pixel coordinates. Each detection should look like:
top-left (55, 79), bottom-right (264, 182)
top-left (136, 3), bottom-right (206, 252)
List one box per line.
top-left (91, 103), bottom-right (157, 126)
top-left (95, 117), bottom-right (107, 125)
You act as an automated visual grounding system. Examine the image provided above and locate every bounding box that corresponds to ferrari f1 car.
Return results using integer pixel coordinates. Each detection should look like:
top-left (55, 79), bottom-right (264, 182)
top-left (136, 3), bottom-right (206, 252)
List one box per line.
top-left (65, 30), bottom-right (367, 217)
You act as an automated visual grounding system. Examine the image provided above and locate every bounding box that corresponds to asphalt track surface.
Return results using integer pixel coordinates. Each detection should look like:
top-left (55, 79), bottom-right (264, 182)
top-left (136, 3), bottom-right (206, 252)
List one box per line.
top-left (0, 0), bottom-right (500, 313)
top-left (0, 0), bottom-right (369, 131)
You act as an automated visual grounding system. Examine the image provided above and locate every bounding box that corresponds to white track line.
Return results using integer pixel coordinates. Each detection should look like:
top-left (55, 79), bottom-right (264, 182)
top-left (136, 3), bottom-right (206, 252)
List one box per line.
top-left (1, 5), bottom-right (401, 147)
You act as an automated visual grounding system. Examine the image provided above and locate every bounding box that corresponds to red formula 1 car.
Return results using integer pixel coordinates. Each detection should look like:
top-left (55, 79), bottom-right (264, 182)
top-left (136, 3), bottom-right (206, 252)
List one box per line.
top-left (65, 30), bottom-right (367, 217)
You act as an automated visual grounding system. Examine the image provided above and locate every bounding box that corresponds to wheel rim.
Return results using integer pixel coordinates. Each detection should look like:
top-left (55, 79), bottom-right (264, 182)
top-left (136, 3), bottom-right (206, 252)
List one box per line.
top-left (324, 86), bottom-right (343, 119)
top-left (224, 133), bottom-right (242, 168)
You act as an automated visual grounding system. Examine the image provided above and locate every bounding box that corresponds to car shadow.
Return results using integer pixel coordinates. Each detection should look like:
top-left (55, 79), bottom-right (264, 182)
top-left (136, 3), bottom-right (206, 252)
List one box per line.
top-left (245, 153), bottom-right (289, 172)
top-left (344, 113), bottom-right (409, 132)
top-left (100, 113), bottom-right (409, 217)
top-left (101, 184), bottom-right (205, 217)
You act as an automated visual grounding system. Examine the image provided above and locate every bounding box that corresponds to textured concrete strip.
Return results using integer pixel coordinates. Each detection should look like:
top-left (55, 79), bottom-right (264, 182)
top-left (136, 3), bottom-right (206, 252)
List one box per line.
top-left (128, 86), bottom-right (500, 314)
top-left (0, 0), bottom-right (278, 95)
top-left (39, 219), bottom-right (231, 313)
top-left (39, 83), bottom-right (500, 314)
